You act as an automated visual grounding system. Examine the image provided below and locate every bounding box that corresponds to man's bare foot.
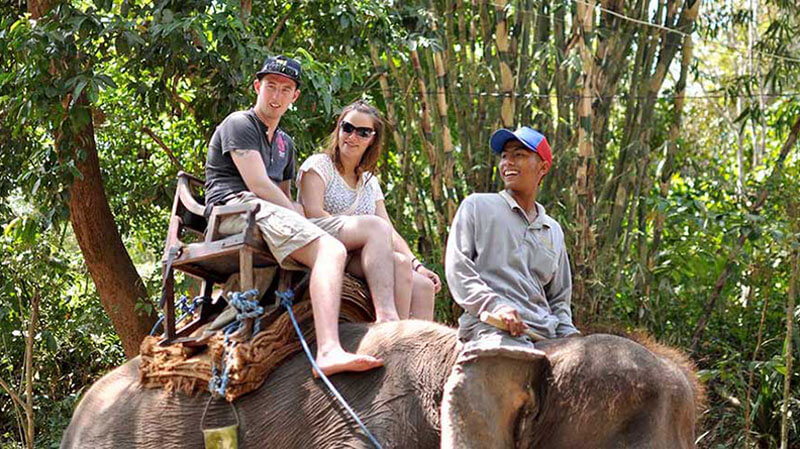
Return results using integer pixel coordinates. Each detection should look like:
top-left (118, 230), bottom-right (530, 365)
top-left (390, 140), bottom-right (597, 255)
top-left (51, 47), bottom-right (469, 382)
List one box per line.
top-left (314, 349), bottom-right (383, 378)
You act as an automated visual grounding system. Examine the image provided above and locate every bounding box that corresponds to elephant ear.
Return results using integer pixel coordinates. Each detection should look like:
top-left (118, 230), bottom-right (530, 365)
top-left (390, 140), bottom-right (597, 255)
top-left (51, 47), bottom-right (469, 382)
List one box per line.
top-left (440, 341), bottom-right (550, 449)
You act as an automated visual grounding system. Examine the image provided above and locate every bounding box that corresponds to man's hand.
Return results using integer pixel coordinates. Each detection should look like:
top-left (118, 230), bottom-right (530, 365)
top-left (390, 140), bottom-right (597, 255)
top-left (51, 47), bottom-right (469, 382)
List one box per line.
top-left (417, 265), bottom-right (442, 293)
top-left (494, 305), bottom-right (528, 337)
top-left (292, 201), bottom-right (305, 216)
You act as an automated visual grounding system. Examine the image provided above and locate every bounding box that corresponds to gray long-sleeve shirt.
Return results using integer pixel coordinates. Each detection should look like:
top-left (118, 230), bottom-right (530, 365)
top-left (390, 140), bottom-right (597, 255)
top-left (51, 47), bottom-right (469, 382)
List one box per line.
top-left (445, 191), bottom-right (579, 339)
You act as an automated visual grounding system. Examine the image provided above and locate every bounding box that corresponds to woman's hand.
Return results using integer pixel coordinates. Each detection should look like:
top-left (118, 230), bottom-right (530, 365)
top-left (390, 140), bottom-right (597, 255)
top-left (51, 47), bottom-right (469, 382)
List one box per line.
top-left (416, 265), bottom-right (442, 293)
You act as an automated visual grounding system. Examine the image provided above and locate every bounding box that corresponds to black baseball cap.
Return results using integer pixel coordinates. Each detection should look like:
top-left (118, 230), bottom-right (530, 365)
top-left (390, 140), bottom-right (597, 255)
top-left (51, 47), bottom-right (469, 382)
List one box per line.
top-left (256, 55), bottom-right (302, 87)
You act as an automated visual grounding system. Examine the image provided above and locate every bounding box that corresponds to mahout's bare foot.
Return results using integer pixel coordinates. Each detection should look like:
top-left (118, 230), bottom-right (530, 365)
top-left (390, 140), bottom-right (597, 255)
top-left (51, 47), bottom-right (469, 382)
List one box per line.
top-left (314, 349), bottom-right (383, 378)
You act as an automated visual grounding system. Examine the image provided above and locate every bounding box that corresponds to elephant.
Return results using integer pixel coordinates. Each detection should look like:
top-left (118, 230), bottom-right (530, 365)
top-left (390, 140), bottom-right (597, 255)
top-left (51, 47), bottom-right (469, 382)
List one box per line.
top-left (61, 319), bottom-right (703, 449)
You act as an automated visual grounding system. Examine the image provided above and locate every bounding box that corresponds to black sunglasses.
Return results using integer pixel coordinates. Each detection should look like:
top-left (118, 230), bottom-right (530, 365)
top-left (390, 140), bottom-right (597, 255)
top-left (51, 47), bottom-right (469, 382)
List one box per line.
top-left (340, 121), bottom-right (375, 139)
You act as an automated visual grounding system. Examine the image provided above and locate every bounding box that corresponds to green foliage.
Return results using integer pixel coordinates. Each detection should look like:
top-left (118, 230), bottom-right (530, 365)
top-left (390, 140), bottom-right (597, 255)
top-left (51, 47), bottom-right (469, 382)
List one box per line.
top-left (0, 199), bottom-right (125, 448)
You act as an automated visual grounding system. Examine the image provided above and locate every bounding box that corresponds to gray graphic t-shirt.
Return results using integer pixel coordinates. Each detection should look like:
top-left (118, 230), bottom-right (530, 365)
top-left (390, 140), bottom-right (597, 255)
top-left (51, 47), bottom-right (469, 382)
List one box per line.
top-left (204, 109), bottom-right (295, 214)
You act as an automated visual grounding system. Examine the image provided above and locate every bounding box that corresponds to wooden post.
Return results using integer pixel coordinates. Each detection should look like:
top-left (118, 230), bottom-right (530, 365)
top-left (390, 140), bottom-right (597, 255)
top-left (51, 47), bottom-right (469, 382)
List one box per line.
top-left (240, 247), bottom-right (254, 291)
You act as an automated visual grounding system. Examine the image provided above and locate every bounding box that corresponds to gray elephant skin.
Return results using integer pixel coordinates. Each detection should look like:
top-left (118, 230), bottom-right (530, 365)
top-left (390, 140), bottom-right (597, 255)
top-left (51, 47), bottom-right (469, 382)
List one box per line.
top-left (61, 320), bottom-right (702, 449)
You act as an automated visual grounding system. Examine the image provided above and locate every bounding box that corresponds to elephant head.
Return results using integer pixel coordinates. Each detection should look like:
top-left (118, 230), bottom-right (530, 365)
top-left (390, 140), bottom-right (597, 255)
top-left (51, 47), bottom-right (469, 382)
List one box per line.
top-left (440, 332), bottom-right (703, 449)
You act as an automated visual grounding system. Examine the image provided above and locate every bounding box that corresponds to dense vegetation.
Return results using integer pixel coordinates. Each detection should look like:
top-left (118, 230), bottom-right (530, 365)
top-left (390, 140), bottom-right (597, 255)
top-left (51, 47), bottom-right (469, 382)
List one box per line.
top-left (1, 0), bottom-right (798, 447)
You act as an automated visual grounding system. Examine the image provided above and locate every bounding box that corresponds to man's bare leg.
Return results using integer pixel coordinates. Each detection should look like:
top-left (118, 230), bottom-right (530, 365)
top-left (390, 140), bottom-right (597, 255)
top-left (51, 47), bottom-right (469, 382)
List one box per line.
top-left (337, 216), bottom-right (399, 322)
top-left (290, 234), bottom-right (383, 376)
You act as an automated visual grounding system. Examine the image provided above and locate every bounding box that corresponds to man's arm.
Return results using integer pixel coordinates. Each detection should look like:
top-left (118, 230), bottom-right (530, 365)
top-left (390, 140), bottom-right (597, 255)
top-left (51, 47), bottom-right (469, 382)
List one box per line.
top-left (545, 243), bottom-right (579, 337)
top-left (230, 150), bottom-right (294, 210)
top-left (279, 180), bottom-right (305, 215)
top-left (445, 197), bottom-right (510, 317)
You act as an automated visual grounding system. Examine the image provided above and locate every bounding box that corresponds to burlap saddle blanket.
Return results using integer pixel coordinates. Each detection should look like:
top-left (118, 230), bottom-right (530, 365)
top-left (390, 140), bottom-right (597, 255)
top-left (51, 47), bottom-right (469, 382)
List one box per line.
top-left (139, 269), bottom-right (374, 402)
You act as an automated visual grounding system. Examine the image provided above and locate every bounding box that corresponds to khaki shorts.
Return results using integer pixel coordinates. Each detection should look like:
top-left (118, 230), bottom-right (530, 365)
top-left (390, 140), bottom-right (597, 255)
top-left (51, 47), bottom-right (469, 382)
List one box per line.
top-left (309, 216), bottom-right (346, 238)
top-left (216, 191), bottom-right (343, 269)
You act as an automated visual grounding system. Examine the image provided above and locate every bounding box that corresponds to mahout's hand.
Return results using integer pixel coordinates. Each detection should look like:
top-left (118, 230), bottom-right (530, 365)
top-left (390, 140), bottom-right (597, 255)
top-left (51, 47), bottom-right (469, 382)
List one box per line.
top-left (494, 305), bottom-right (528, 337)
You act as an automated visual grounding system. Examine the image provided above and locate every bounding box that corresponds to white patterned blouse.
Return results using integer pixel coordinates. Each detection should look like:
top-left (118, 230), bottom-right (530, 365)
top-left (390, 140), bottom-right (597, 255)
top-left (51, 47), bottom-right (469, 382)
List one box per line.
top-left (296, 153), bottom-right (384, 216)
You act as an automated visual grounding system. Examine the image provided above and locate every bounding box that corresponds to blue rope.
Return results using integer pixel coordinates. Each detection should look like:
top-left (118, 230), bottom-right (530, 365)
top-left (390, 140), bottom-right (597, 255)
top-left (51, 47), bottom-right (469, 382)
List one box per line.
top-left (277, 289), bottom-right (383, 449)
top-left (150, 295), bottom-right (205, 336)
top-left (208, 289), bottom-right (262, 398)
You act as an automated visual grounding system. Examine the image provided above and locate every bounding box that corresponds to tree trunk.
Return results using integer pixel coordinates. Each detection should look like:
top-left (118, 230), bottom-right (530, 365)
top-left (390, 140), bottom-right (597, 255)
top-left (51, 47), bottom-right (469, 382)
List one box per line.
top-left (24, 292), bottom-right (39, 449)
top-left (30, 0), bottom-right (156, 359)
top-left (64, 98), bottom-right (157, 357)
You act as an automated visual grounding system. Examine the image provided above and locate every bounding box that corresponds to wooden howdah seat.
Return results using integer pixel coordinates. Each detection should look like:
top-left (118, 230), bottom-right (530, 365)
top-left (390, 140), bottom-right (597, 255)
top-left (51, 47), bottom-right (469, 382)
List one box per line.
top-left (159, 171), bottom-right (289, 346)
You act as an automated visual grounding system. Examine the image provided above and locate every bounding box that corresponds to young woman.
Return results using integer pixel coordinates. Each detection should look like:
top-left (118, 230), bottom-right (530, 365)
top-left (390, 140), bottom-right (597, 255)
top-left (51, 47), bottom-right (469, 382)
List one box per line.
top-left (298, 100), bottom-right (440, 320)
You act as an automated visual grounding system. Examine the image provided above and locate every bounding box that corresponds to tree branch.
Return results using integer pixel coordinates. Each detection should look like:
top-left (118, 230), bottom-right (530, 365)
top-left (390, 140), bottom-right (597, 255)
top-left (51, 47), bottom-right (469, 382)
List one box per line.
top-left (142, 127), bottom-right (184, 171)
top-left (24, 292), bottom-right (38, 449)
top-left (266, 5), bottom-right (294, 50)
top-left (0, 376), bottom-right (26, 412)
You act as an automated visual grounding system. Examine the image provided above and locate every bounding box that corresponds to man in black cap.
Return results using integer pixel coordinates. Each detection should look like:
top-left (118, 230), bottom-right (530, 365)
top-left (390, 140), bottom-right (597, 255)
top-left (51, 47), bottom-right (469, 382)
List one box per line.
top-left (204, 56), bottom-right (383, 376)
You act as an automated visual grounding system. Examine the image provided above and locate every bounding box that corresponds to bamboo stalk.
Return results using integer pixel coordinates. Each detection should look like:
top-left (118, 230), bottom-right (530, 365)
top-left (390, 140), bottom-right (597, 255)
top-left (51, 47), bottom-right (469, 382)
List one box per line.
top-left (450, 0), bottom-right (472, 202)
top-left (531, 0), bottom-right (550, 132)
top-left (650, 33), bottom-right (693, 265)
top-left (426, 0), bottom-right (457, 222)
top-left (368, 44), bottom-right (404, 155)
top-left (572, 0), bottom-right (597, 310)
top-left (409, 46), bottom-right (438, 182)
top-left (494, 0), bottom-right (515, 128)
top-left (780, 242), bottom-right (798, 449)
top-left (408, 45), bottom-right (444, 242)
top-left (553, 0), bottom-right (572, 162)
top-left (392, 48), bottom-right (433, 241)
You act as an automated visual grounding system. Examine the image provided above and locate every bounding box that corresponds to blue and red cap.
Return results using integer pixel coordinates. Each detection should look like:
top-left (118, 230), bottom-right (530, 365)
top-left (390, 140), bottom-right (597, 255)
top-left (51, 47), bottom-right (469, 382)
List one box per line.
top-left (490, 127), bottom-right (552, 166)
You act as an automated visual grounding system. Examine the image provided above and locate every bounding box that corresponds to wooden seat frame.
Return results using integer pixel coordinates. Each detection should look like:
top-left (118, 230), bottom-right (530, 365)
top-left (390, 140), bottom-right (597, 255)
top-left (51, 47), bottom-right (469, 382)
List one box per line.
top-left (159, 171), bottom-right (279, 345)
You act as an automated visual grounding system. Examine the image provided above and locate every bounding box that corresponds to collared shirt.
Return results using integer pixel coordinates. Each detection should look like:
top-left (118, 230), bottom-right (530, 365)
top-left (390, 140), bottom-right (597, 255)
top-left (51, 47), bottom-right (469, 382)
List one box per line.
top-left (445, 190), bottom-right (578, 338)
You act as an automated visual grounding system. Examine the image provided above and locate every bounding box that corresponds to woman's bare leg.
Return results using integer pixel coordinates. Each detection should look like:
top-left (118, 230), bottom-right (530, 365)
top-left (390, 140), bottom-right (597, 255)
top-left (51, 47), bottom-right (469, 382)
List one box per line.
top-left (410, 271), bottom-right (435, 320)
top-left (336, 216), bottom-right (399, 322)
top-left (345, 251), bottom-right (413, 319)
top-left (392, 252), bottom-right (413, 319)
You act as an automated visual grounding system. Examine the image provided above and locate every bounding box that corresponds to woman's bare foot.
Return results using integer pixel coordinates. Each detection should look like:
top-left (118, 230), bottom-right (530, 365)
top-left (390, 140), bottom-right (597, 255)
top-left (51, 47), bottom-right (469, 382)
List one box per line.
top-left (314, 348), bottom-right (384, 377)
top-left (374, 307), bottom-right (400, 323)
